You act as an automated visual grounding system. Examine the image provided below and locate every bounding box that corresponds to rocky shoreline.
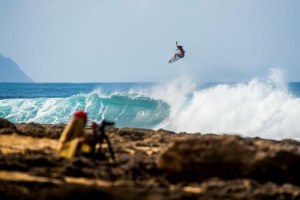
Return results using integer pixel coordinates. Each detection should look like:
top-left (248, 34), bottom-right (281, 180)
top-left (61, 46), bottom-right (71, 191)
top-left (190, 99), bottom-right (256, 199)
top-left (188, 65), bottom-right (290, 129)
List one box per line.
top-left (1, 118), bottom-right (300, 199)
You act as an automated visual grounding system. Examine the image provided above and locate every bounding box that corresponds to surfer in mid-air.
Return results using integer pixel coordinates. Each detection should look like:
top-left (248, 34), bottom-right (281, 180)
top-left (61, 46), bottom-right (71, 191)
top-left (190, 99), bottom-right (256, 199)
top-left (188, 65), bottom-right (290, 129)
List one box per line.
top-left (176, 41), bottom-right (185, 58)
top-left (168, 41), bottom-right (185, 63)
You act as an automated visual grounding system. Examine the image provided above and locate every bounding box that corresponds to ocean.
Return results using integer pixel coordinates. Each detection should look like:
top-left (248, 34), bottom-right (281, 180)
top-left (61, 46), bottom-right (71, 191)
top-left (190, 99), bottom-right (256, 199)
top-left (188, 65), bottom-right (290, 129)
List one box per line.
top-left (1, 69), bottom-right (300, 140)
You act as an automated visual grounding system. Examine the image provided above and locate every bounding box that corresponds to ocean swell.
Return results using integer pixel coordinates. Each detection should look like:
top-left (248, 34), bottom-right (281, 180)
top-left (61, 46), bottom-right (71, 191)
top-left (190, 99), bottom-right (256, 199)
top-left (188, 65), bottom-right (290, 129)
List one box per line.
top-left (0, 90), bottom-right (170, 129)
top-left (1, 68), bottom-right (300, 140)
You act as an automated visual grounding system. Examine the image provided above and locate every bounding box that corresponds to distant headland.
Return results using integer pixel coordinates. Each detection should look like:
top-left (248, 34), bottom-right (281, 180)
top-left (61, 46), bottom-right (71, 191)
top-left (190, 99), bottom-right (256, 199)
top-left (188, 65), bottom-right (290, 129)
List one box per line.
top-left (0, 54), bottom-right (33, 82)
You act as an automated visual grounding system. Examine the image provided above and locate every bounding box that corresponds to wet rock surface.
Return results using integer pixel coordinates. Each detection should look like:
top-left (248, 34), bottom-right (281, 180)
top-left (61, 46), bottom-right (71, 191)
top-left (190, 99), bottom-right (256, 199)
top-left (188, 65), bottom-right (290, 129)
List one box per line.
top-left (1, 119), bottom-right (300, 199)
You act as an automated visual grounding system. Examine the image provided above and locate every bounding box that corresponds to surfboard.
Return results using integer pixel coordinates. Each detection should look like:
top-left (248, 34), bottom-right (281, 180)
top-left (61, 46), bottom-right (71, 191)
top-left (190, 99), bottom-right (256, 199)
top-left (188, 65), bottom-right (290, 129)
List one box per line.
top-left (58, 116), bottom-right (86, 159)
top-left (168, 50), bottom-right (182, 63)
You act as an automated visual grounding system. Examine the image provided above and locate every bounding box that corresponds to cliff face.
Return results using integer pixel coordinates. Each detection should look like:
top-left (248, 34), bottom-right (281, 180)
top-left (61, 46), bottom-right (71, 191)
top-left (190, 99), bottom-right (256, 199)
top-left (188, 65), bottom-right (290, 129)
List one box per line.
top-left (0, 54), bottom-right (33, 82)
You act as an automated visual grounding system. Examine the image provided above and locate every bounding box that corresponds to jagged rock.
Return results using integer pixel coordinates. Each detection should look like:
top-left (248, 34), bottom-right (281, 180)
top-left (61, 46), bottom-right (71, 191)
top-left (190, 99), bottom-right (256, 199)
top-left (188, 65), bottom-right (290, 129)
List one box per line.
top-left (2, 123), bottom-right (300, 199)
top-left (0, 118), bottom-right (17, 134)
top-left (158, 134), bottom-right (300, 185)
top-left (16, 123), bottom-right (47, 137)
top-left (45, 124), bottom-right (66, 139)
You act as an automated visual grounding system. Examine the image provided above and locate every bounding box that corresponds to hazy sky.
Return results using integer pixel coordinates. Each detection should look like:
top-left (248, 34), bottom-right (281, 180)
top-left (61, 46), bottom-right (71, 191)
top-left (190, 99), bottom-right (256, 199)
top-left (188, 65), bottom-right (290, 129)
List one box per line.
top-left (0, 0), bottom-right (299, 83)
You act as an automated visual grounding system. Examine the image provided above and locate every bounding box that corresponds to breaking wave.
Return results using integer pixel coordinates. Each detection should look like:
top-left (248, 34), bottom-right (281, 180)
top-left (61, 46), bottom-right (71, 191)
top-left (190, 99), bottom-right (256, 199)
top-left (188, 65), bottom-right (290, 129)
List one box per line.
top-left (1, 68), bottom-right (300, 139)
top-left (0, 90), bottom-right (170, 129)
top-left (155, 69), bottom-right (300, 140)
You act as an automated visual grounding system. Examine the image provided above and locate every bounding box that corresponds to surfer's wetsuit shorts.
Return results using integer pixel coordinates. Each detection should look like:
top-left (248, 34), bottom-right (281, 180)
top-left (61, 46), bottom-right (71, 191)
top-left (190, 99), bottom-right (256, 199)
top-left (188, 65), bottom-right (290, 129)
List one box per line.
top-left (176, 53), bottom-right (183, 58)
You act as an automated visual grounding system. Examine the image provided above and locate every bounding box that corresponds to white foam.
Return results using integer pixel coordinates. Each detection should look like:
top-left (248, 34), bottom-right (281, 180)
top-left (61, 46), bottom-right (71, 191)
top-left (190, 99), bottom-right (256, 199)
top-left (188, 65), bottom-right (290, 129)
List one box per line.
top-left (154, 68), bottom-right (300, 140)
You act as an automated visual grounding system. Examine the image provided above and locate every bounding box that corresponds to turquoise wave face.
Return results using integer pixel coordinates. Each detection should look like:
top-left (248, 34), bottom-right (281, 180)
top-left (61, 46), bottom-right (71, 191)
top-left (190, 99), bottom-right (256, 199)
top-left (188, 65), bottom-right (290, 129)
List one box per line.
top-left (0, 90), bottom-right (170, 129)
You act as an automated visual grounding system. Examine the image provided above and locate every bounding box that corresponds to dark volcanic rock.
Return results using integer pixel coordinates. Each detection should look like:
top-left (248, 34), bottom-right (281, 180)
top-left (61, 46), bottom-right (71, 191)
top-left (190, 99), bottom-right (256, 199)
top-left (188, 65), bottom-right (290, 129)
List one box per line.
top-left (117, 128), bottom-right (158, 141)
top-left (44, 124), bottom-right (66, 139)
top-left (158, 135), bottom-right (255, 182)
top-left (0, 119), bottom-right (66, 138)
top-left (0, 118), bottom-right (17, 134)
top-left (2, 122), bottom-right (300, 199)
top-left (16, 123), bottom-right (47, 137)
top-left (158, 134), bottom-right (300, 186)
top-left (15, 123), bottom-right (65, 139)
